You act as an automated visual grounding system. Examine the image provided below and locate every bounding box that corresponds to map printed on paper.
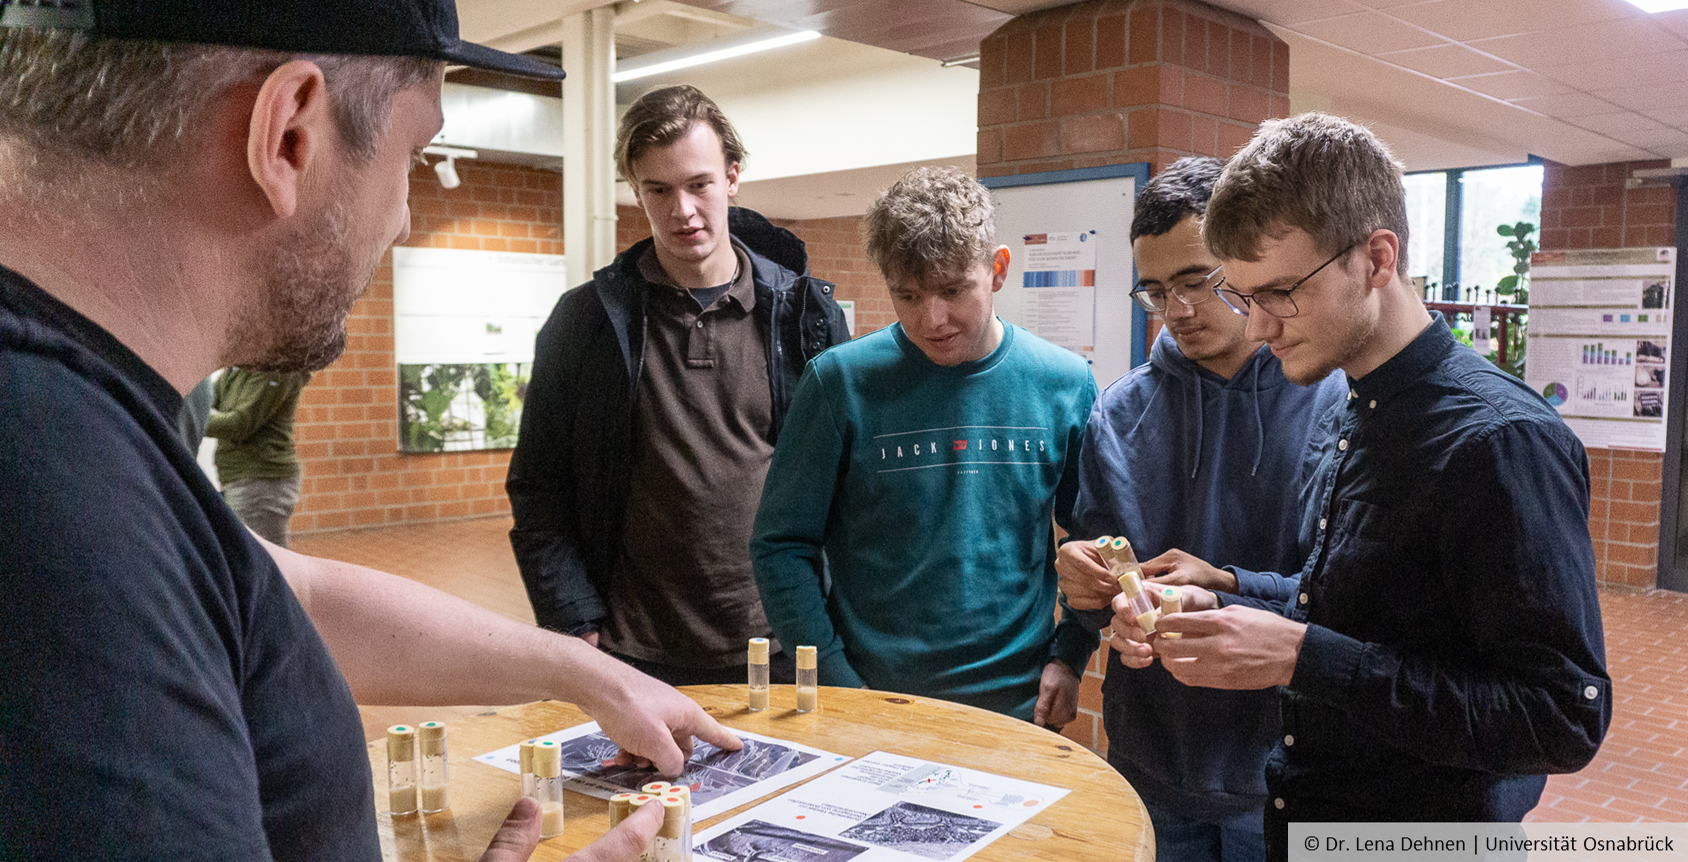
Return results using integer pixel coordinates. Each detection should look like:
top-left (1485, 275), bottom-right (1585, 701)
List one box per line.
top-left (473, 722), bottom-right (847, 821)
top-left (691, 751), bottom-right (1069, 862)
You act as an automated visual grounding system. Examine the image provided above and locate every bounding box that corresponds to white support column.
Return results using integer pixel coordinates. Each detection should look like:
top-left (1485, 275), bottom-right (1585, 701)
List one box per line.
top-left (561, 6), bottom-right (617, 289)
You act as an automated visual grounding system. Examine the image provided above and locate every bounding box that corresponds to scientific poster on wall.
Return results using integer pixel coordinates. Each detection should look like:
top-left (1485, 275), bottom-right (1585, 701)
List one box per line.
top-left (392, 246), bottom-right (568, 452)
top-left (1018, 230), bottom-right (1099, 357)
top-left (985, 165), bottom-right (1146, 390)
top-left (1525, 247), bottom-right (1677, 451)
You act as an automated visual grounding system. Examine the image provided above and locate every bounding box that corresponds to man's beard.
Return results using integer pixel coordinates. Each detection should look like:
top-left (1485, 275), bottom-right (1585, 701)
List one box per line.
top-left (232, 202), bottom-right (374, 373)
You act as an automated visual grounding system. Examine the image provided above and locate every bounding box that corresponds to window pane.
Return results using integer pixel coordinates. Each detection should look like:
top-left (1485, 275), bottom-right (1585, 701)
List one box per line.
top-left (1458, 165), bottom-right (1543, 302)
top-left (1403, 171), bottom-right (1447, 295)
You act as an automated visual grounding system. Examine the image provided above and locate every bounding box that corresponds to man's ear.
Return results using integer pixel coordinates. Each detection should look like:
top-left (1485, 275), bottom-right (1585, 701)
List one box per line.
top-left (990, 245), bottom-right (1011, 293)
top-left (1364, 229), bottom-right (1399, 289)
top-left (247, 60), bottom-right (334, 219)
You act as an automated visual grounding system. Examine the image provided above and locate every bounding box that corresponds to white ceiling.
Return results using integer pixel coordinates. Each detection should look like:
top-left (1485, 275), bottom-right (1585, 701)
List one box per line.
top-left (453, 0), bottom-right (1688, 216)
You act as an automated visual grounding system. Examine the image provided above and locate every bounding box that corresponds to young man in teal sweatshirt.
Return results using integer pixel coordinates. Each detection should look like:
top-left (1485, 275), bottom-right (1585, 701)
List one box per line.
top-left (751, 167), bottom-right (1097, 723)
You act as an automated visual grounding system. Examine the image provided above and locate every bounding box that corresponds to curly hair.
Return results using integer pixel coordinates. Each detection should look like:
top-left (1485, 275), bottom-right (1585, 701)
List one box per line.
top-left (615, 84), bottom-right (746, 183)
top-left (862, 166), bottom-right (996, 286)
top-left (1204, 112), bottom-right (1410, 277)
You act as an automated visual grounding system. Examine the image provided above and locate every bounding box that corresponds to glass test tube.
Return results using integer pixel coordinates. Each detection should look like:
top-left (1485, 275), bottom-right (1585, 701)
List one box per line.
top-left (1118, 570), bottom-right (1159, 634)
top-left (1109, 536), bottom-right (1143, 579)
top-left (629, 795), bottom-right (656, 860)
top-left (1158, 586), bottom-right (1183, 639)
top-left (386, 724), bottom-right (418, 815)
top-left (533, 739), bottom-right (565, 840)
top-left (747, 637), bottom-right (770, 711)
top-left (651, 795), bottom-right (690, 862)
top-left (519, 739), bottom-right (538, 799)
top-left (418, 721), bottom-right (450, 813)
top-left (795, 645), bottom-right (818, 713)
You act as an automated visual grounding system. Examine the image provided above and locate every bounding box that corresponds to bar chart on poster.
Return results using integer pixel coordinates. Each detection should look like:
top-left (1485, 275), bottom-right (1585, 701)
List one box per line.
top-left (1525, 247), bottom-right (1677, 451)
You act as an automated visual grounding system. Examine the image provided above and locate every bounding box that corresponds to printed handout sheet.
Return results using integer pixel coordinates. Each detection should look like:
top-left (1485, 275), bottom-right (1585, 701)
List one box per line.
top-left (474, 722), bottom-right (847, 821)
top-left (691, 750), bottom-right (1069, 862)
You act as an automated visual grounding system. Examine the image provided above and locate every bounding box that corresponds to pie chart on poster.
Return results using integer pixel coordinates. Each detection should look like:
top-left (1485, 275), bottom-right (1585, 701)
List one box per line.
top-left (1543, 382), bottom-right (1567, 407)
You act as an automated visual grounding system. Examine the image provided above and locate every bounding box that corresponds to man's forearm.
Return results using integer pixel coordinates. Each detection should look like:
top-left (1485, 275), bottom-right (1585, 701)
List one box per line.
top-left (268, 539), bottom-right (620, 709)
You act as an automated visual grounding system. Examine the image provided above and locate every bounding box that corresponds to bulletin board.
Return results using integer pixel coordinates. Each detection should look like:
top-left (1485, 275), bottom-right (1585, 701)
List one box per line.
top-left (982, 164), bottom-right (1150, 389)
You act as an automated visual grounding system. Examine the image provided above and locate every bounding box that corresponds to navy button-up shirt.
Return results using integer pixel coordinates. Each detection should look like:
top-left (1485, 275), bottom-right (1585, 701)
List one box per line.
top-left (1229, 316), bottom-right (1610, 856)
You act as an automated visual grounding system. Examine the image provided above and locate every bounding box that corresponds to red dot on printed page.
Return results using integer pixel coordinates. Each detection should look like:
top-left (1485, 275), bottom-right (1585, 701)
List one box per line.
top-left (974, 805), bottom-right (983, 809)
top-left (795, 815), bottom-right (806, 820)
top-left (1024, 800), bottom-right (1040, 807)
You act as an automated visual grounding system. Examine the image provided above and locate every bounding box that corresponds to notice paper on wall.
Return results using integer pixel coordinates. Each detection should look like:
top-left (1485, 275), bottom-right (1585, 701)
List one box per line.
top-left (1019, 230), bottom-right (1099, 357)
top-left (473, 722), bottom-right (845, 821)
top-left (691, 750), bottom-right (1069, 862)
top-left (1525, 247), bottom-right (1676, 452)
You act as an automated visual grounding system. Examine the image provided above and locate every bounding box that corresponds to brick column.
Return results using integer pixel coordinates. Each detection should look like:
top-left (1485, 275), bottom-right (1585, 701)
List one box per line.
top-left (977, 0), bottom-right (1288, 180)
top-left (978, 0), bottom-right (1288, 752)
top-left (1540, 159), bottom-right (1677, 590)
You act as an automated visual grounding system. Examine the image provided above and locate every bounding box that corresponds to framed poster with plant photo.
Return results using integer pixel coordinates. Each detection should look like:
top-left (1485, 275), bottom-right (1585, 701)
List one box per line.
top-left (392, 247), bottom-right (567, 452)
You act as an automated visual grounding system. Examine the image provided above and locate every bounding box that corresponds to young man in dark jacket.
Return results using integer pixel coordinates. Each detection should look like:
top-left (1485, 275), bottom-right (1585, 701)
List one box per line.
top-left (508, 85), bottom-right (849, 685)
top-left (1058, 157), bottom-right (1346, 862)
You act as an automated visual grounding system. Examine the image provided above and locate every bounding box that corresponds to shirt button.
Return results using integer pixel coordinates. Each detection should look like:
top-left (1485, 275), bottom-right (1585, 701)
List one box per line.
top-left (696, 320), bottom-right (704, 328)
top-left (1349, 389), bottom-right (1357, 398)
top-left (1369, 399), bottom-right (1377, 409)
top-left (1318, 517), bottom-right (1327, 530)
top-left (1299, 593), bottom-right (1309, 605)
top-left (1338, 439), bottom-right (1349, 451)
top-left (1274, 798), bottom-right (1285, 810)
top-left (1284, 735), bottom-right (1295, 746)
top-left (1584, 685), bottom-right (1599, 700)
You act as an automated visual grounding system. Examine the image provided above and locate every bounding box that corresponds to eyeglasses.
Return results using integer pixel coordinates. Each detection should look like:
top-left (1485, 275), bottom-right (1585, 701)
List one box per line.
top-left (1215, 243), bottom-right (1357, 319)
top-left (1130, 266), bottom-right (1224, 313)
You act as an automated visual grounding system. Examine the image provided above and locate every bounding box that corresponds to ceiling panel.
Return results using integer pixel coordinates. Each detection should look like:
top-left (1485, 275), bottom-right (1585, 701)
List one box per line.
top-left (1209, 0), bottom-right (1368, 25)
top-left (1386, 0), bottom-right (1554, 43)
top-left (1446, 69), bottom-right (1574, 100)
top-left (668, 0), bottom-right (1012, 60)
top-left (1507, 91), bottom-right (1626, 117)
top-left (1467, 19), bottom-right (1688, 68)
top-left (1640, 104), bottom-right (1688, 127)
top-left (1565, 110), bottom-right (1672, 133)
top-left (1377, 42), bottom-right (1516, 78)
top-left (1588, 81), bottom-right (1688, 111)
top-left (1609, 128), bottom-right (1688, 149)
top-left (1296, 10), bottom-right (1449, 53)
top-left (1534, 49), bottom-right (1688, 92)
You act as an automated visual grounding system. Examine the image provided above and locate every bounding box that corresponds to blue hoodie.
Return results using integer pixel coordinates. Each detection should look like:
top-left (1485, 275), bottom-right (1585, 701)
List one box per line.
top-left (1073, 328), bottom-right (1346, 820)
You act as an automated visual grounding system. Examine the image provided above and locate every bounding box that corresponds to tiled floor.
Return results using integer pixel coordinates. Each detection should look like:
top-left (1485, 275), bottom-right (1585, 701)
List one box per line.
top-left (294, 515), bottom-right (1688, 821)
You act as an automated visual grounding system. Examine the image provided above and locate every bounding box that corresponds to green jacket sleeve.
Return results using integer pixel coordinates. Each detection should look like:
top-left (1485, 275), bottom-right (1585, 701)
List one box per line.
top-left (750, 361), bottom-right (866, 688)
top-left (1050, 374), bottom-right (1102, 675)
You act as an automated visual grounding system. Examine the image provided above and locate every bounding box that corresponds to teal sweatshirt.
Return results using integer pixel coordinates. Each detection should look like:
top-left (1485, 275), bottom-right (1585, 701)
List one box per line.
top-left (751, 321), bottom-right (1098, 720)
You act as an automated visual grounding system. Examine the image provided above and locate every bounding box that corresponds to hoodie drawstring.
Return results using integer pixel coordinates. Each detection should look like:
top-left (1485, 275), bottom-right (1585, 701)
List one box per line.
top-left (1251, 358), bottom-right (1264, 477)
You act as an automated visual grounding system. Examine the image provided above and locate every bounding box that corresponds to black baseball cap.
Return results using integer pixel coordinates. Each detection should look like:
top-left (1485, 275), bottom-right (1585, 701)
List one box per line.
top-left (0, 0), bottom-right (565, 80)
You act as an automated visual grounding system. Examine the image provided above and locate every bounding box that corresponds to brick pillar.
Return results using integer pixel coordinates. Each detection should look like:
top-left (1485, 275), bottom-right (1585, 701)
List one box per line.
top-left (1539, 159), bottom-right (1677, 590)
top-left (977, 0), bottom-right (1288, 180)
top-left (979, 0), bottom-right (1288, 753)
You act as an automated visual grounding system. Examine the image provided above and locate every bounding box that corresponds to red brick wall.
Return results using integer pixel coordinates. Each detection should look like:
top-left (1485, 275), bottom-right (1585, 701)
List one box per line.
top-left (977, 0), bottom-right (1287, 180)
top-left (1539, 158), bottom-right (1677, 589)
top-left (291, 160), bottom-right (562, 533)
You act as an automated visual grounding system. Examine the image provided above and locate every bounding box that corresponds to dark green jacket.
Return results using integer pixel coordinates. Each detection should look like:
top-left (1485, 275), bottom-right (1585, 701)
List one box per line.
top-left (207, 368), bottom-right (310, 483)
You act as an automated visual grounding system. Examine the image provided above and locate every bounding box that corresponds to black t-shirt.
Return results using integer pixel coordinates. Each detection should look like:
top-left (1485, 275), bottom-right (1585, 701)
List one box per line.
top-left (0, 266), bottom-right (377, 861)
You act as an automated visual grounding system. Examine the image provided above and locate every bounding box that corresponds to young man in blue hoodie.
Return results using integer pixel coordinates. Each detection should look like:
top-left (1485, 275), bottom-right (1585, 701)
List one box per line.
top-left (1057, 157), bottom-right (1347, 862)
top-left (752, 167), bottom-right (1097, 723)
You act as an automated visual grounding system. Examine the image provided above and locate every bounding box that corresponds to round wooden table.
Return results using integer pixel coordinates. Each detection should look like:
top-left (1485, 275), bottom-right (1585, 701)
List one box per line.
top-left (366, 685), bottom-right (1153, 861)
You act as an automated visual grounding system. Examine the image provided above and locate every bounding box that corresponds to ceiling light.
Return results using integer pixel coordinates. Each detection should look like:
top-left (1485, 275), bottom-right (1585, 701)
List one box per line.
top-left (1622, 0), bottom-right (1688, 10)
top-left (423, 145), bottom-right (477, 191)
top-left (613, 30), bottom-right (821, 83)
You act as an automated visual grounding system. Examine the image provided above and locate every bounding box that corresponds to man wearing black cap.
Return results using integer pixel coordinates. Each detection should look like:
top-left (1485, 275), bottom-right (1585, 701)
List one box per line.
top-left (0, 3), bottom-right (737, 860)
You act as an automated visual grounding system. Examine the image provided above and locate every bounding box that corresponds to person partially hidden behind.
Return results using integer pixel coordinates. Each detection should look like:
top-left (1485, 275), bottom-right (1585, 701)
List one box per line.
top-left (1107, 113), bottom-right (1610, 861)
top-left (0, 5), bottom-right (738, 861)
top-left (207, 366), bottom-right (310, 547)
top-left (752, 166), bottom-right (1097, 726)
top-left (1057, 155), bottom-right (1346, 862)
top-left (507, 84), bottom-right (849, 685)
